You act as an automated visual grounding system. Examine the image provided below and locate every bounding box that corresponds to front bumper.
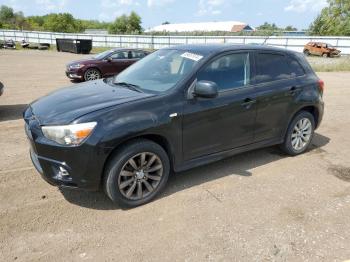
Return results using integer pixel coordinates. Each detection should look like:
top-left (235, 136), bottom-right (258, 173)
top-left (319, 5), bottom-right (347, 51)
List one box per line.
top-left (65, 70), bottom-right (83, 79)
top-left (24, 108), bottom-right (106, 191)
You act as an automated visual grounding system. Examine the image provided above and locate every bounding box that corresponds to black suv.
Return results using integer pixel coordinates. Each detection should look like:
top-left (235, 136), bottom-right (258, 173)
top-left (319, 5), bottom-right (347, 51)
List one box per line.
top-left (24, 44), bottom-right (324, 207)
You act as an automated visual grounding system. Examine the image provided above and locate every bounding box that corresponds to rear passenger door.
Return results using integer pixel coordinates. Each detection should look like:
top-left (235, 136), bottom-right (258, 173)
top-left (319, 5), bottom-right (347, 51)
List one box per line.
top-left (131, 50), bottom-right (147, 61)
top-left (253, 52), bottom-right (305, 142)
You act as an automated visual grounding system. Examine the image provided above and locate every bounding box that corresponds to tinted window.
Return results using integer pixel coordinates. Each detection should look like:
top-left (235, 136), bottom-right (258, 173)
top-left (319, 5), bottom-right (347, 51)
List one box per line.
top-left (256, 53), bottom-right (304, 83)
top-left (131, 51), bottom-right (146, 59)
top-left (288, 57), bottom-right (305, 77)
top-left (110, 51), bottom-right (128, 60)
top-left (197, 53), bottom-right (250, 90)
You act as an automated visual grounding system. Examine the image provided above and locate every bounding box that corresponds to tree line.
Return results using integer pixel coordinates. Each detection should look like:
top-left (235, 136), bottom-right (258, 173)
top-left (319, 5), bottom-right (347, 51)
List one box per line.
top-left (0, 5), bottom-right (142, 34)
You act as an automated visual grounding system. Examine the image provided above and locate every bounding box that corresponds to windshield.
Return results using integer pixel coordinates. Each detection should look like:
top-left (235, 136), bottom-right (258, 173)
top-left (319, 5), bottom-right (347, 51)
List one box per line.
top-left (93, 50), bottom-right (113, 60)
top-left (113, 49), bottom-right (203, 93)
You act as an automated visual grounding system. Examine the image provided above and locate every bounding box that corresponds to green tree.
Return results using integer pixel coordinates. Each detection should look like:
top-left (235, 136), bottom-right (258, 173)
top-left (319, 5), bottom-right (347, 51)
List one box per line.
top-left (127, 11), bottom-right (142, 33)
top-left (109, 11), bottom-right (142, 34)
top-left (0, 5), bottom-right (14, 23)
top-left (43, 13), bottom-right (83, 33)
top-left (109, 14), bottom-right (128, 34)
top-left (256, 22), bottom-right (280, 31)
top-left (27, 16), bottom-right (46, 30)
top-left (0, 5), bottom-right (15, 29)
top-left (310, 0), bottom-right (350, 36)
top-left (285, 25), bottom-right (297, 31)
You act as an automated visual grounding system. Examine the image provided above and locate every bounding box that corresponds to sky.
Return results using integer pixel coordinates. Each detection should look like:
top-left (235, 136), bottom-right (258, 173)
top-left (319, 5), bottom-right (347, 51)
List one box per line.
top-left (0, 0), bottom-right (329, 30)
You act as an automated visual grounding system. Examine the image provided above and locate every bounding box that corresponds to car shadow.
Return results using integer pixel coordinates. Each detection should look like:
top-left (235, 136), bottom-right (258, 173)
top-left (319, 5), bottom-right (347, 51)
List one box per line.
top-left (60, 133), bottom-right (330, 210)
top-left (70, 79), bottom-right (82, 84)
top-left (0, 104), bottom-right (27, 122)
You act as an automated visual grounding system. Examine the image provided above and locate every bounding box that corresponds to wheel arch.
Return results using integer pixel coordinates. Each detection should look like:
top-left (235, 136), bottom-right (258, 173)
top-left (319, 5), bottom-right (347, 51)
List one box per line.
top-left (100, 134), bottom-right (174, 188)
top-left (284, 105), bottom-right (320, 137)
top-left (84, 67), bottom-right (102, 79)
top-left (297, 105), bottom-right (320, 128)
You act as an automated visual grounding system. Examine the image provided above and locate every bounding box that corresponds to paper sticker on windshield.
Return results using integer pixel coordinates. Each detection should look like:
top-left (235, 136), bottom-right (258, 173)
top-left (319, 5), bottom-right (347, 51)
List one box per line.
top-left (181, 52), bottom-right (203, 61)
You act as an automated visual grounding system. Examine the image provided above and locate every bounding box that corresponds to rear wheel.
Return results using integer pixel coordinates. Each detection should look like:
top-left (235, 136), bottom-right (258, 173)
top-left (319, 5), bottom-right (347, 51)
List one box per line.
top-left (84, 68), bottom-right (101, 81)
top-left (280, 111), bottom-right (315, 156)
top-left (104, 139), bottom-right (170, 207)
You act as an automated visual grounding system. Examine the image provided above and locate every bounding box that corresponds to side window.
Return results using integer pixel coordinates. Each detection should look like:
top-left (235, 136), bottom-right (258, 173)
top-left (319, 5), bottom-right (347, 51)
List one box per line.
top-left (256, 53), bottom-right (303, 83)
top-left (287, 57), bottom-right (305, 77)
top-left (131, 51), bottom-right (146, 59)
top-left (197, 53), bottom-right (251, 90)
top-left (110, 51), bottom-right (128, 60)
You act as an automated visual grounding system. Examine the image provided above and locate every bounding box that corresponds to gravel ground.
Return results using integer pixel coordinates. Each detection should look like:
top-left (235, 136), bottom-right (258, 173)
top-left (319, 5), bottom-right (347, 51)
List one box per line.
top-left (0, 50), bottom-right (350, 262)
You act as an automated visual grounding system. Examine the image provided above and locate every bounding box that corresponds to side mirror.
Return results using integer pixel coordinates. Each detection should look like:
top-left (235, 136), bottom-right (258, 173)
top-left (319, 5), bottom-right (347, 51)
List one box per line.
top-left (106, 57), bottom-right (112, 62)
top-left (193, 80), bottom-right (218, 98)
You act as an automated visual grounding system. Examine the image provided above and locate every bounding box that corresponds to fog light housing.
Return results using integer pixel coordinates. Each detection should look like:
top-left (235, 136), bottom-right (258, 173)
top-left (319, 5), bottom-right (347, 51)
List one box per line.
top-left (59, 166), bottom-right (69, 176)
top-left (55, 166), bottom-right (71, 180)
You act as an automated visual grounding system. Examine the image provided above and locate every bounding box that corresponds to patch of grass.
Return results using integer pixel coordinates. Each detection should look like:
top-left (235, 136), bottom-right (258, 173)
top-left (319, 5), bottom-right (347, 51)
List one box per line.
top-left (308, 56), bottom-right (350, 72)
top-left (91, 46), bottom-right (111, 54)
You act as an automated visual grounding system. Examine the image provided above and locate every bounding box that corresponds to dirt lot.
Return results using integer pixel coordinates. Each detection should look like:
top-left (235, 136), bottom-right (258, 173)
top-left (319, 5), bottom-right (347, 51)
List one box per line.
top-left (0, 50), bottom-right (350, 262)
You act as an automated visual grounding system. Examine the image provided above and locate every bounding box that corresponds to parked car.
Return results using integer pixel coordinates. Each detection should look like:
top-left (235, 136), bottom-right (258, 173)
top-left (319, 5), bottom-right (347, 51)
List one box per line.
top-left (21, 40), bottom-right (50, 50)
top-left (24, 44), bottom-right (324, 207)
top-left (0, 82), bottom-right (4, 96)
top-left (0, 39), bottom-right (16, 49)
top-left (65, 48), bottom-right (150, 81)
top-left (303, 42), bottom-right (341, 57)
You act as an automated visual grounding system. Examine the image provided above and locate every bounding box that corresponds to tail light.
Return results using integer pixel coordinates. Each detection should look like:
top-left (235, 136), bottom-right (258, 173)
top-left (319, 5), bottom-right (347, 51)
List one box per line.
top-left (318, 79), bottom-right (324, 93)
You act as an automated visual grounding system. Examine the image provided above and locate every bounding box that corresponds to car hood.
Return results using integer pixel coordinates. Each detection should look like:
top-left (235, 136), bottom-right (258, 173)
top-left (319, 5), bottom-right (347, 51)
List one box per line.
top-left (67, 58), bottom-right (97, 66)
top-left (29, 79), bottom-right (155, 125)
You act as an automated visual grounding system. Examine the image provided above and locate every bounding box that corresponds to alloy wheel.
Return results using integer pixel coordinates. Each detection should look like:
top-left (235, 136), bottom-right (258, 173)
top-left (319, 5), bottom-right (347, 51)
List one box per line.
top-left (118, 152), bottom-right (163, 200)
top-left (85, 69), bottom-right (100, 81)
top-left (291, 118), bottom-right (312, 151)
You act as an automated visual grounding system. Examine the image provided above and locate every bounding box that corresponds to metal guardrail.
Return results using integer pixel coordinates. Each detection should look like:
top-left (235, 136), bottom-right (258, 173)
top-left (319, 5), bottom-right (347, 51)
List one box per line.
top-left (1, 29), bottom-right (350, 54)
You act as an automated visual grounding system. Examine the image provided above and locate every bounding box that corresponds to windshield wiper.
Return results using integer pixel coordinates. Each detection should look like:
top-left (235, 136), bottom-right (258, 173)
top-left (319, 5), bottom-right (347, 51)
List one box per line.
top-left (114, 82), bottom-right (143, 93)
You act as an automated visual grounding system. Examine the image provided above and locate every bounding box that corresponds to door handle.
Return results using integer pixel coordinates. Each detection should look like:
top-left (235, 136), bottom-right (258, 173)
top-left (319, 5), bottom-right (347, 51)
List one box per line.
top-left (241, 98), bottom-right (256, 109)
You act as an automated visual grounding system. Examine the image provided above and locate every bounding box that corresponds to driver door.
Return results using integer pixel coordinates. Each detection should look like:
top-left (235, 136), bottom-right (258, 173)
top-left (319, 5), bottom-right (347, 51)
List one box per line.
top-left (182, 52), bottom-right (257, 160)
top-left (103, 51), bottom-right (130, 76)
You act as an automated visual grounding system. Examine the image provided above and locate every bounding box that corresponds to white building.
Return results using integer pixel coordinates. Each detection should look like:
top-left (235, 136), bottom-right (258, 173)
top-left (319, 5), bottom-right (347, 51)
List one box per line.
top-left (146, 21), bottom-right (255, 33)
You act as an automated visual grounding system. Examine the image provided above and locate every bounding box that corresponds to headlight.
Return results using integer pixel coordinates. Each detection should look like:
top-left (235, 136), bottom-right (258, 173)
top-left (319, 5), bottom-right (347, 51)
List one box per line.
top-left (69, 63), bottom-right (84, 69)
top-left (42, 122), bottom-right (97, 145)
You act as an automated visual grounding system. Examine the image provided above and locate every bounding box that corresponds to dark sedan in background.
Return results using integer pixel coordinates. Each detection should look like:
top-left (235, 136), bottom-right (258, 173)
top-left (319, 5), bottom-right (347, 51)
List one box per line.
top-left (66, 48), bottom-right (150, 81)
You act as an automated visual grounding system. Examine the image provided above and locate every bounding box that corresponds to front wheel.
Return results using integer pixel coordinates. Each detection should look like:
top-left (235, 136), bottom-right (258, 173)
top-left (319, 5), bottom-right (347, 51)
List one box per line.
top-left (280, 111), bottom-right (315, 156)
top-left (322, 53), bottom-right (329, 58)
top-left (84, 68), bottom-right (101, 81)
top-left (104, 139), bottom-right (170, 207)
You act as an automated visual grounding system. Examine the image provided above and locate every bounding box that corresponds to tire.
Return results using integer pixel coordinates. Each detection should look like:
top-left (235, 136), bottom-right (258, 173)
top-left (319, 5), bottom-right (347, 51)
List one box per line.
top-left (322, 53), bottom-right (329, 58)
top-left (280, 111), bottom-right (315, 156)
top-left (303, 49), bottom-right (310, 56)
top-left (84, 68), bottom-right (101, 81)
top-left (104, 139), bottom-right (170, 207)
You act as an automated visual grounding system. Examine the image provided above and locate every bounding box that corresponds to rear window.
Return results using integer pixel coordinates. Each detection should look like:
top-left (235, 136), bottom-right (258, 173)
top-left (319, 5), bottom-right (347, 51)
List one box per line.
top-left (255, 53), bottom-right (304, 83)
